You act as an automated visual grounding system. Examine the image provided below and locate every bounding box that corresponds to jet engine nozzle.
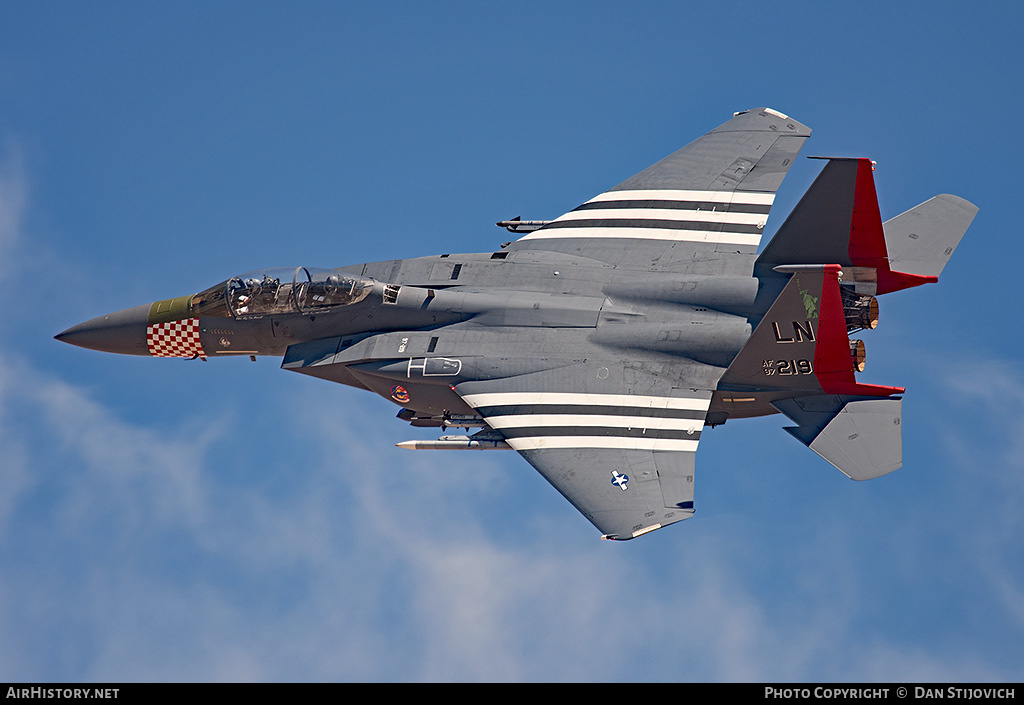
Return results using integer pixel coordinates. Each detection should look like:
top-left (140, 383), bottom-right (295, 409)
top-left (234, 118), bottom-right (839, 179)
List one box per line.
top-left (850, 339), bottom-right (866, 373)
top-left (841, 289), bottom-right (879, 332)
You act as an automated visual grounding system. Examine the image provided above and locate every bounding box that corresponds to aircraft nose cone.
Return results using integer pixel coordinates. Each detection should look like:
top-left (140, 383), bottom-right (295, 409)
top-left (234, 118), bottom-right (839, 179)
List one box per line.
top-left (54, 303), bottom-right (153, 356)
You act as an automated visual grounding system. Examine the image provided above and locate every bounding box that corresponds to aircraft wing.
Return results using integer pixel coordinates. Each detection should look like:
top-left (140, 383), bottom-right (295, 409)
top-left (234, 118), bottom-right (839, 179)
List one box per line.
top-left (454, 365), bottom-right (714, 540)
top-left (507, 108), bottom-right (811, 270)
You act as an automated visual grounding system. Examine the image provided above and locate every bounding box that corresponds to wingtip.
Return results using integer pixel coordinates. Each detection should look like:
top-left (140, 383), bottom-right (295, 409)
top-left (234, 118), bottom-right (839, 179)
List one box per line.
top-left (722, 108), bottom-right (811, 137)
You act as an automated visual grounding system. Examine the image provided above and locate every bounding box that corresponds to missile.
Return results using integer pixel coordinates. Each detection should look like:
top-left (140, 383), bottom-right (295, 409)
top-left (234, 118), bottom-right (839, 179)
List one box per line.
top-left (396, 435), bottom-right (511, 450)
top-left (495, 217), bottom-right (552, 233)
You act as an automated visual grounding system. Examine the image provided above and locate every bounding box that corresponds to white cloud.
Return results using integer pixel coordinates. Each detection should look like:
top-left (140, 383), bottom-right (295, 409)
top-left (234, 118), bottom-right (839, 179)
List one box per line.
top-left (0, 147), bottom-right (1019, 680)
top-left (935, 357), bottom-right (1024, 637)
top-left (3, 351), bottom-right (1024, 682)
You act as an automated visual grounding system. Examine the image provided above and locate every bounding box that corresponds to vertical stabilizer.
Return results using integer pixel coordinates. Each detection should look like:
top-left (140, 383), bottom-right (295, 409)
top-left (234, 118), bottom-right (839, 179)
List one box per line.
top-left (756, 158), bottom-right (865, 268)
top-left (756, 158), bottom-right (971, 294)
top-left (719, 264), bottom-right (903, 398)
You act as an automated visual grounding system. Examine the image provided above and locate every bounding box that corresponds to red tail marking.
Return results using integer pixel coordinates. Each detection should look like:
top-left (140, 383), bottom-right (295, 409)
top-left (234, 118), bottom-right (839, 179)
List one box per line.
top-left (848, 158), bottom-right (939, 295)
top-left (814, 264), bottom-right (905, 397)
top-left (849, 159), bottom-right (888, 268)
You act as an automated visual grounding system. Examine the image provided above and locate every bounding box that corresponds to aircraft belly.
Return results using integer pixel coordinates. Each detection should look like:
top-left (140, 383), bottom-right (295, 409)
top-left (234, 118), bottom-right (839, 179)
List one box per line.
top-left (707, 390), bottom-right (789, 425)
top-left (591, 318), bottom-right (751, 368)
top-left (348, 367), bottom-right (473, 416)
top-left (282, 327), bottom-right (590, 417)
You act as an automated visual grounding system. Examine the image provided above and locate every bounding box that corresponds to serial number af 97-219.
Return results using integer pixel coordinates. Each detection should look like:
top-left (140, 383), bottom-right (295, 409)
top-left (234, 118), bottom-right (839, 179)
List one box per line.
top-left (763, 359), bottom-right (814, 376)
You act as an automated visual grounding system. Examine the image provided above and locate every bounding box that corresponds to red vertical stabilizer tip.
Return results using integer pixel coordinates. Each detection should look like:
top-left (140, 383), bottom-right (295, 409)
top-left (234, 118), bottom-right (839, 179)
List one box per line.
top-left (815, 264), bottom-right (904, 397)
top-left (849, 158), bottom-right (939, 294)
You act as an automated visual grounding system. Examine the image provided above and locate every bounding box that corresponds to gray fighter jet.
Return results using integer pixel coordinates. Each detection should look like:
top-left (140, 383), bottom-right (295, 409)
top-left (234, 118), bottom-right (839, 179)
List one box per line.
top-left (55, 109), bottom-right (977, 540)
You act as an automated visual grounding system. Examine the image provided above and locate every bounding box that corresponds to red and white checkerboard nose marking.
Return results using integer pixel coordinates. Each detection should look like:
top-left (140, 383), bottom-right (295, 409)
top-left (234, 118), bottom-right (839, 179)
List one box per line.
top-left (146, 318), bottom-right (206, 357)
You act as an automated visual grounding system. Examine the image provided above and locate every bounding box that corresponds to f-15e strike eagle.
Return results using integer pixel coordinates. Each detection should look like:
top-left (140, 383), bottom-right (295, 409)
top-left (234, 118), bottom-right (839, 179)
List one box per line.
top-left (56, 108), bottom-right (977, 540)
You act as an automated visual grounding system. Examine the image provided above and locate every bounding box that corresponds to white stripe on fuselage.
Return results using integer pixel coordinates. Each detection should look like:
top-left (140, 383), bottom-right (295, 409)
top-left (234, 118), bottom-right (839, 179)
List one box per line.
top-left (552, 208), bottom-right (766, 226)
top-left (587, 189), bottom-right (775, 205)
top-left (504, 436), bottom-right (701, 452)
top-left (485, 414), bottom-right (702, 431)
top-left (460, 392), bottom-right (712, 411)
top-left (518, 227), bottom-right (762, 245)
top-left (518, 188), bottom-right (774, 244)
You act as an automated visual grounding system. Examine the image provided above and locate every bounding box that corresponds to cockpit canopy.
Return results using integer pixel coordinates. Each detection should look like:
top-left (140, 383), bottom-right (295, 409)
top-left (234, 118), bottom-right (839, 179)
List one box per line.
top-left (191, 267), bottom-right (375, 319)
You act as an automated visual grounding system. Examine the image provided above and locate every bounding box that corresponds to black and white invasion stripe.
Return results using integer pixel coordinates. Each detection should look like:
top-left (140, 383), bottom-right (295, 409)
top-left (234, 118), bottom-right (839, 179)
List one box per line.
top-left (459, 391), bottom-right (711, 452)
top-left (518, 189), bottom-right (774, 247)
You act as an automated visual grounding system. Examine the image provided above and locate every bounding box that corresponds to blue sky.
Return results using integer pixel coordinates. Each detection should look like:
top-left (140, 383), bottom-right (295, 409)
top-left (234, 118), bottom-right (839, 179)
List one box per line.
top-left (1, 1), bottom-right (1022, 682)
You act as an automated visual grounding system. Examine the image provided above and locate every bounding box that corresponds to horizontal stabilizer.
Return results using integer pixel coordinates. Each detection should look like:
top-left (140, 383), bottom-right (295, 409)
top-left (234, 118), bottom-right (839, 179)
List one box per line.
top-left (773, 396), bottom-right (902, 480)
top-left (883, 195), bottom-right (978, 278)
